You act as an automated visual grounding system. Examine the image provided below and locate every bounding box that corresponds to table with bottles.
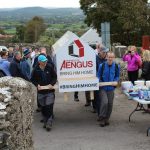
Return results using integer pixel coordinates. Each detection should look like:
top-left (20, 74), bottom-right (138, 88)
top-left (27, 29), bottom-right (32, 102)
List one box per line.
top-left (122, 80), bottom-right (150, 136)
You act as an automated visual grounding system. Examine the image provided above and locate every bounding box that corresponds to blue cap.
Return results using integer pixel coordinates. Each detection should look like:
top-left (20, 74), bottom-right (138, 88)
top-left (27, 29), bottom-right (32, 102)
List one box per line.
top-left (38, 55), bottom-right (48, 62)
top-left (23, 48), bottom-right (31, 56)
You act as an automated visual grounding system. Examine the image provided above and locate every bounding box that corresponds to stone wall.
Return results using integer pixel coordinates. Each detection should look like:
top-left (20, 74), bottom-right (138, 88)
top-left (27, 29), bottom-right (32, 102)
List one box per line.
top-left (0, 77), bottom-right (37, 150)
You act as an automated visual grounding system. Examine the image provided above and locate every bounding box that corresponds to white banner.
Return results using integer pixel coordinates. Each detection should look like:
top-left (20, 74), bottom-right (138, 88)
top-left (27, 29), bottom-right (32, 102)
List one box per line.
top-left (55, 31), bottom-right (99, 92)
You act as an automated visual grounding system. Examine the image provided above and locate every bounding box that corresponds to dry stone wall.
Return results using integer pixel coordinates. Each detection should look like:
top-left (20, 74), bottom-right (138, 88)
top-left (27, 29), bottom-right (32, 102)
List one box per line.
top-left (0, 77), bottom-right (37, 150)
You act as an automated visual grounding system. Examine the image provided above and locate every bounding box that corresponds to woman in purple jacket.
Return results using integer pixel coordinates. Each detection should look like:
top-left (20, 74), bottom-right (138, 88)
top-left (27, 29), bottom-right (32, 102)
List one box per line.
top-left (123, 46), bottom-right (141, 84)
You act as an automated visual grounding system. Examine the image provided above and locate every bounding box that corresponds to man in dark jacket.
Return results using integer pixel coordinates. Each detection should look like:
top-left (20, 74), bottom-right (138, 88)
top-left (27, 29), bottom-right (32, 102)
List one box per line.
top-left (31, 55), bottom-right (57, 131)
top-left (94, 45), bottom-right (108, 116)
top-left (9, 51), bottom-right (24, 78)
top-left (20, 48), bottom-right (32, 81)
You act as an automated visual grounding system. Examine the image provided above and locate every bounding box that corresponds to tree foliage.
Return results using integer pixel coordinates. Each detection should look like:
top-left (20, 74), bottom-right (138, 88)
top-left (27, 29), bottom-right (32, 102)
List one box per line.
top-left (80, 0), bottom-right (150, 45)
top-left (24, 16), bottom-right (46, 43)
top-left (16, 25), bottom-right (25, 42)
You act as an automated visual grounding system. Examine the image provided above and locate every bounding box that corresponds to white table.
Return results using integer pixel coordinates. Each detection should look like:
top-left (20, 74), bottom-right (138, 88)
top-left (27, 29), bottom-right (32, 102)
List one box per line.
top-left (124, 91), bottom-right (150, 136)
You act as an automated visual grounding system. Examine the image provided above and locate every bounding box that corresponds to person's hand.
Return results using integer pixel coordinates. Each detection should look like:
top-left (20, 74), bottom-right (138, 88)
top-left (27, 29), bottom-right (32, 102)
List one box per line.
top-left (37, 84), bottom-right (42, 91)
top-left (111, 82), bottom-right (118, 86)
top-left (125, 50), bottom-right (129, 55)
top-left (48, 84), bottom-right (54, 90)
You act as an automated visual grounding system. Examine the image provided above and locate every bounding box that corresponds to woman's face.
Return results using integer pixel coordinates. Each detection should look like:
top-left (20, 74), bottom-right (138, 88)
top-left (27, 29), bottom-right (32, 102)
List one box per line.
top-left (130, 46), bottom-right (136, 52)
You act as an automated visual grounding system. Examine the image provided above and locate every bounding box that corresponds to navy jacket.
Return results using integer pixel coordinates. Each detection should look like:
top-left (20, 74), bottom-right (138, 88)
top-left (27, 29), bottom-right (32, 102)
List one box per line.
top-left (20, 57), bottom-right (31, 81)
top-left (31, 64), bottom-right (57, 94)
top-left (96, 54), bottom-right (107, 72)
top-left (9, 58), bottom-right (24, 78)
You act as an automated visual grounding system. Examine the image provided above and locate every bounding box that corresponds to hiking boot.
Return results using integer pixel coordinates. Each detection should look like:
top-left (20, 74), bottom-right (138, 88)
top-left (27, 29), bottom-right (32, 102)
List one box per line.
top-left (46, 122), bottom-right (52, 131)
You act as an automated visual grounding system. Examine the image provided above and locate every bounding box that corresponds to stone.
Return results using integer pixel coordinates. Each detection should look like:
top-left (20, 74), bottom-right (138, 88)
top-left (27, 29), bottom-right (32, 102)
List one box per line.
top-left (0, 77), bottom-right (37, 150)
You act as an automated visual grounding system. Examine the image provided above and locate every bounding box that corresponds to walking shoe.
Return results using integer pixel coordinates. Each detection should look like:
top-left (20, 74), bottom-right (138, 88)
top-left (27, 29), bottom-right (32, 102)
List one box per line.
top-left (99, 119), bottom-right (110, 127)
top-left (74, 98), bottom-right (79, 102)
top-left (46, 122), bottom-right (52, 131)
top-left (40, 119), bottom-right (44, 123)
top-left (84, 103), bottom-right (91, 107)
top-left (104, 119), bottom-right (110, 126)
top-left (91, 109), bottom-right (96, 113)
top-left (43, 123), bottom-right (46, 128)
top-left (36, 107), bottom-right (41, 112)
top-left (99, 120), bottom-right (106, 127)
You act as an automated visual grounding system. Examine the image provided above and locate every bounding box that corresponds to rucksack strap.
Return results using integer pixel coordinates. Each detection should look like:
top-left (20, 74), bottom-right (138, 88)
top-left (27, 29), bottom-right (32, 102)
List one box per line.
top-left (100, 63), bottom-right (105, 81)
top-left (100, 63), bottom-right (119, 81)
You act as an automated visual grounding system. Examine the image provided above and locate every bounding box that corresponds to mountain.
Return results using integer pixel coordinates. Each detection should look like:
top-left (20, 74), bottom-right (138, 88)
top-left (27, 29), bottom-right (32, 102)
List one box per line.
top-left (0, 7), bottom-right (84, 24)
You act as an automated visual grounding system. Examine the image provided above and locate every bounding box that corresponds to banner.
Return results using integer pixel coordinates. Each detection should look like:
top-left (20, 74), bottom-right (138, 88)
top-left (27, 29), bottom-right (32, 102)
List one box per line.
top-left (55, 31), bottom-right (99, 92)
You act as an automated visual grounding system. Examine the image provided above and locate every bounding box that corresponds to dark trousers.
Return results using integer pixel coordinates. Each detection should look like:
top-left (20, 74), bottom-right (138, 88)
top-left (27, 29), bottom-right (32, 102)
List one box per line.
top-left (85, 91), bottom-right (91, 104)
top-left (128, 70), bottom-right (139, 85)
top-left (42, 103), bottom-right (54, 123)
top-left (94, 90), bottom-right (100, 115)
top-left (85, 91), bottom-right (97, 110)
top-left (74, 92), bottom-right (78, 99)
top-left (36, 93), bottom-right (41, 108)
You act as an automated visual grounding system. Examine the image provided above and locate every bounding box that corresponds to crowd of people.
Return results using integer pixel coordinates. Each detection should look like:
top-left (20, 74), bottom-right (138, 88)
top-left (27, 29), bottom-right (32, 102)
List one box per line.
top-left (0, 46), bottom-right (57, 131)
top-left (0, 44), bottom-right (149, 131)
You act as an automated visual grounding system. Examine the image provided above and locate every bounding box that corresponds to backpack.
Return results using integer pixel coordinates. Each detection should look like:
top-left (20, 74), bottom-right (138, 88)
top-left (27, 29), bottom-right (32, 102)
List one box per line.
top-left (100, 63), bottom-right (119, 81)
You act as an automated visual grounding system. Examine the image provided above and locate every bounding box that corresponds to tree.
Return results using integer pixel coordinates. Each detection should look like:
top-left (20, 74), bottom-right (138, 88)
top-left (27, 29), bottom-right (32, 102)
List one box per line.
top-left (118, 0), bottom-right (149, 44)
top-left (24, 16), bottom-right (46, 43)
top-left (80, 0), bottom-right (150, 45)
top-left (16, 25), bottom-right (25, 42)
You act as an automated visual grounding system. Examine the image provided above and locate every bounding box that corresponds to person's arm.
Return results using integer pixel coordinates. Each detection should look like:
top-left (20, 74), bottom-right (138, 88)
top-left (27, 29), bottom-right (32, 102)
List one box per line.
top-left (20, 61), bottom-right (30, 81)
top-left (30, 69), bottom-right (38, 86)
top-left (134, 54), bottom-right (142, 65)
top-left (9, 63), bottom-right (18, 77)
top-left (122, 53), bottom-right (129, 62)
top-left (50, 65), bottom-right (57, 85)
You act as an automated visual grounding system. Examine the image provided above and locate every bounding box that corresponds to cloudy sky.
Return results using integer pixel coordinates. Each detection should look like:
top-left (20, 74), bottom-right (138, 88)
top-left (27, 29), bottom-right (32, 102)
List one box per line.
top-left (0, 0), bottom-right (80, 8)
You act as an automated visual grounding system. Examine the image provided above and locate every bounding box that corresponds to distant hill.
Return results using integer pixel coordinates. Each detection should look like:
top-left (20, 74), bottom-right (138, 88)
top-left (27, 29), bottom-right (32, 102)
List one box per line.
top-left (0, 7), bottom-right (85, 24)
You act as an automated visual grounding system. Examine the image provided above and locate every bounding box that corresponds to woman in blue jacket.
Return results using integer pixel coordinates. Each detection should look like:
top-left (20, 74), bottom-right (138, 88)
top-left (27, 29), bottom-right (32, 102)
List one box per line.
top-left (0, 49), bottom-right (11, 76)
top-left (97, 52), bottom-right (120, 127)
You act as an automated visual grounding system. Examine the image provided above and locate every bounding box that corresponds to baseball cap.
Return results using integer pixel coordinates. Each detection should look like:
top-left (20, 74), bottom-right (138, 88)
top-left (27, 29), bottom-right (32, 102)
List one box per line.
top-left (38, 55), bottom-right (48, 62)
